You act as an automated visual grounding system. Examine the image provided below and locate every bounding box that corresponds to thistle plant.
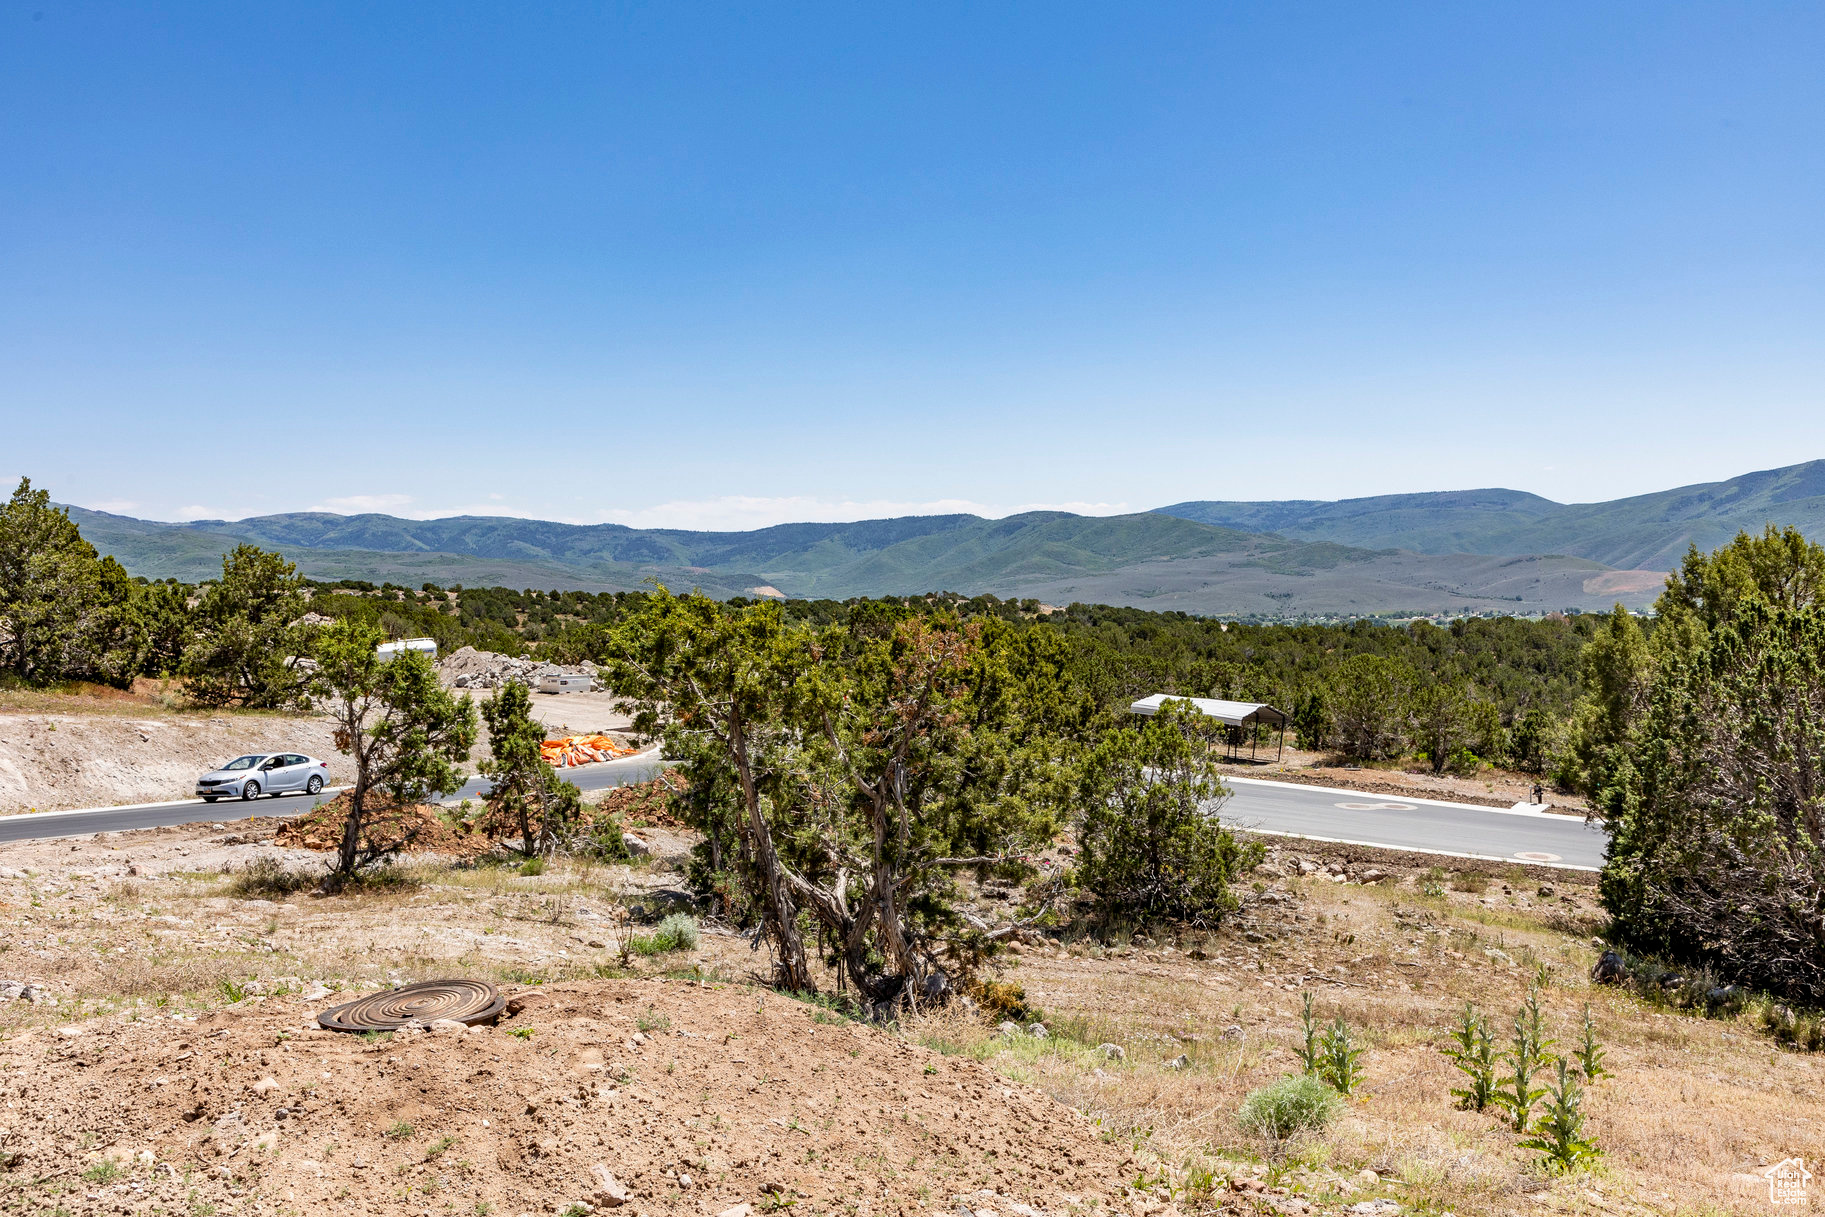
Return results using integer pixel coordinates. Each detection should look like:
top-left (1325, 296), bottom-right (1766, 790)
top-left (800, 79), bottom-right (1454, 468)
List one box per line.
top-left (1574, 1004), bottom-right (1608, 1081)
top-left (1295, 992), bottom-right (1323, 1076)
top-left (1518, 1057), bottom-right (1601, 1172)
top-left (1318, 1016), bottom-right (1365, 1096)
top-left (1442, 1003), bottom-right (1499, 1111)
top-left (1494, 990), bottom-right (1554, 1131)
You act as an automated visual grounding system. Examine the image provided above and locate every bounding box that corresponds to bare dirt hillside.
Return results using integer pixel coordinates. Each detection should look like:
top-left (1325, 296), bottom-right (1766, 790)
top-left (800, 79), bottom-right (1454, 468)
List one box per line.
top-left (0, 667), bottom-right (633, 815)
top-left (7, 980), bottom-right (1124, 1217)
top-left (0, 710), bottom-right (346, 815)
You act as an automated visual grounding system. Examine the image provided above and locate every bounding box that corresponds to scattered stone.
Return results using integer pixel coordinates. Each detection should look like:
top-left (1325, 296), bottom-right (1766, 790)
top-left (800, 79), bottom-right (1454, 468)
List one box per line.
top-left (1707, 984), bottom-right (1744, 1011)
top-left (429, 1018), bottom-right (469, 1034)
top-left (1163, 1054), bottom-right (1190, 1070)
top-left (1222, 1025), bottom-right (1245, 1039)
top-left (1590, 950), bottom-right (1630, 985)
top-left (1097, 1043), bottom-right (1125, 1061)
top-left (717, 1207), bottom-right (755, 1217)
top-left (251, 1076), bottom-right (281, 1095)
top-left (1348, 1201), bottom-right (1401, 1216)
top-left (997, 1021), bottom-right (1021, 1039)
top-left (0, 981), bottom-right (45, 1003)
top-left (1537, 884), bottom-right (1555, 897)
top-left (590, 1163), bottom-right (631, 1207)
top-left (1025, 1023), bottom-right (1048, 1039)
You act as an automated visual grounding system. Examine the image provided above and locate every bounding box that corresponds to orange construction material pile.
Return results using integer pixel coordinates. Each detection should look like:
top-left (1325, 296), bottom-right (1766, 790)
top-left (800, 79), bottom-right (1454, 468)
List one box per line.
top-left (541, 733), bottom-right (636, 767)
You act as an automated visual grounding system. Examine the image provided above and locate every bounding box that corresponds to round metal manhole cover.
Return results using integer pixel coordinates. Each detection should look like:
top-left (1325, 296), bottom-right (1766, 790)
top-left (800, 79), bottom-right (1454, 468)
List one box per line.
top-left (317, 979), bottom-right (506, 1033)
top-left (1513, 851), bottom-right (1562, 863)
top-left (1335, 801), bottom-right (1416, 812)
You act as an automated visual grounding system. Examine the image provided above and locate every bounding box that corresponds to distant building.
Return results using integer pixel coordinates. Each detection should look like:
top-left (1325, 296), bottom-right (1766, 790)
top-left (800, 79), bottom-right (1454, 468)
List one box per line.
top-left (1128, 694), bottom-right (1289, 763)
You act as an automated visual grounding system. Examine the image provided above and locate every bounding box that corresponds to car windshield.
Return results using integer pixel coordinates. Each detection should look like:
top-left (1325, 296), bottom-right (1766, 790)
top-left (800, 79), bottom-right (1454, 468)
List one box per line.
top-left (221, 755), bottom-right (265, 771)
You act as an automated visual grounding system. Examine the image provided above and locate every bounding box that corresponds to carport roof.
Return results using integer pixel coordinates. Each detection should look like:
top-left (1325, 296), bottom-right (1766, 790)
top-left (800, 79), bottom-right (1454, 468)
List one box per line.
top-left (1128, 693), bottom-right (1289, 728)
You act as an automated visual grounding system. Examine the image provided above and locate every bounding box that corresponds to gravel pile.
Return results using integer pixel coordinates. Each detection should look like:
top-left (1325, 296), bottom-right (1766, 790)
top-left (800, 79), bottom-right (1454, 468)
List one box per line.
top-left (437, 645), bottom-right (598, 691)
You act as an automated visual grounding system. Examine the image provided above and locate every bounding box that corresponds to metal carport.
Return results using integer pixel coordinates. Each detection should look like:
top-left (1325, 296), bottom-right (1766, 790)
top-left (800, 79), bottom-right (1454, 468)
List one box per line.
top-left (1128, 693), bottom-right (1290, 762)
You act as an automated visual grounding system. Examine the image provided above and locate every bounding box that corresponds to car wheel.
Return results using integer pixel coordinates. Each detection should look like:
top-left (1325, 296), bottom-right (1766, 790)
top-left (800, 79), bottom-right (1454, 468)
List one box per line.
top-left (306, 775), bottom-right (323, 795)
top-left (242, 780), bottom-right (261, 800)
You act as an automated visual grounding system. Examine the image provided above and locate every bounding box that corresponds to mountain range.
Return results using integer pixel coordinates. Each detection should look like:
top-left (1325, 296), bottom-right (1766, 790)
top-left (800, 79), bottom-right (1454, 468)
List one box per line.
top-left (63, 460), bottom-right (1825, 618)
top-left (1155, 459), bottom-right (1825, 572)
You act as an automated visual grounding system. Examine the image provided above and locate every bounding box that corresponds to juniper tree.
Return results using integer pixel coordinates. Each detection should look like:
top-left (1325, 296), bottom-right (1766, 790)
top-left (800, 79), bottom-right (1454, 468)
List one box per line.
top-left (183, 544), bottom-right (315, 707)
top-left (313, 620), bottom-right (476, 885)
top-left (0, 478), bottom-right (140, 686)
top-left (607, 588), bottom-right (1080, 1011)
top-left (479, 678), bottom-right (582, 858)
top-left (1076, 698), bottom-right (1258, 926)
top-left (1598, 528), bottom-right (1825, 1001)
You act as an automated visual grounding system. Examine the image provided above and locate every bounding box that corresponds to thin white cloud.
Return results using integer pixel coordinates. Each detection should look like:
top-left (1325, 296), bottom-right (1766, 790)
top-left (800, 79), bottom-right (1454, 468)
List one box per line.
top-left (130, 494), bottom-right (1135, 532)
top-left (589, 496), bottom-right (1135, 532)
top-left (171, 504), bottom-right (226, 522)
top-left (309, 493), bottom-right (416, 514)
top-left (81, 499), bottom-right (140, 515)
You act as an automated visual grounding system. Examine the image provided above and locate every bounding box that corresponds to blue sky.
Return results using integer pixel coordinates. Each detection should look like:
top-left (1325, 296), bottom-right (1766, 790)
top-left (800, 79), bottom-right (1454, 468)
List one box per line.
top-left (3, 3), bottom-right (1821, 529)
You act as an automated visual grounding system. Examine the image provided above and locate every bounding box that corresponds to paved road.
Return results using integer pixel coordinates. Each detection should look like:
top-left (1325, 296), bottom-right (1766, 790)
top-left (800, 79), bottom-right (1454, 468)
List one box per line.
top-left (1221, 776), bottom-right (1607, 870)
top-left (0, 758), bottom-right (1607, 869)
top-left (0, 750), bottom-right (671, 844)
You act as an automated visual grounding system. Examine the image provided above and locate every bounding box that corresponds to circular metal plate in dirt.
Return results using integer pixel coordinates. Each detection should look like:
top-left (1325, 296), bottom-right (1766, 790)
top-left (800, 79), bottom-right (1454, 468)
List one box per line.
top-left (1513, 851), bottom-right (1563, 863)
top-left (1334, 801), bottom-right (1416, 812)
top-left (317, 979), bottom-right (506, 1032)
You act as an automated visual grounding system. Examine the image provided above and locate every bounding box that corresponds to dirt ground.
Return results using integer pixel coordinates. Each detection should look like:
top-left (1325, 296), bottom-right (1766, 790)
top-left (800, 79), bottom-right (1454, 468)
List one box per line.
top-left (4, 980), bottom-right (1126, 1217)
top-left (0, 816), bottom-right (1818, 1217)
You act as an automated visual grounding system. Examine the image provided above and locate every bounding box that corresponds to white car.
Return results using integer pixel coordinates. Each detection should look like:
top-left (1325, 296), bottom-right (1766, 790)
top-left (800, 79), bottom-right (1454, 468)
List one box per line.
top-left (195, 753), bottom-right (330, 802)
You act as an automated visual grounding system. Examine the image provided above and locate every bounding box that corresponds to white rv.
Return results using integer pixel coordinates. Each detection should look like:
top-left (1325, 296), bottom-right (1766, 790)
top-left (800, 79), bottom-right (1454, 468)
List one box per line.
top-left (376, 638), bottom-right (438, 663)
top-left (538, 672), bottom-right (595, 694)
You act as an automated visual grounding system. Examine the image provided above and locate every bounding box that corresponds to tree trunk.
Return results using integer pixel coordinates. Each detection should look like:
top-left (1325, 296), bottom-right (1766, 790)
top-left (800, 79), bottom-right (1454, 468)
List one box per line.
top-left (728, 708), bottom-right (813, 992)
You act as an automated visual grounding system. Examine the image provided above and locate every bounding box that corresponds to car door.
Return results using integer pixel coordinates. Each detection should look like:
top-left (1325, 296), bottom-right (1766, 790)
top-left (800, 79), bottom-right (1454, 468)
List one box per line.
top-left (258, 755), bottom-right (291, 791)
top-left (280, 754), bottom-right (313, 790)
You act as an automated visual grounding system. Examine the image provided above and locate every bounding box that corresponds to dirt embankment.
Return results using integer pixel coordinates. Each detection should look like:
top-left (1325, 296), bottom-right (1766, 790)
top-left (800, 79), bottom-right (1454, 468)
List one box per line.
top-left (7, 980), bottom-right (1126, 1217)
top-left (0, 662), bottom-right (640, 815)
top-left (0, 711), bottom-right (347, 816)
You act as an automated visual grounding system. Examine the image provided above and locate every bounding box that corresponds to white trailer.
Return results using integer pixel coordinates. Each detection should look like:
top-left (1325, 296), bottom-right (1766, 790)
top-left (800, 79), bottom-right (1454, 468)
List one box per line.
top-left (376, 638), bottom-right (438, 663)
top-left (538, 673), bottom-right (595, 694)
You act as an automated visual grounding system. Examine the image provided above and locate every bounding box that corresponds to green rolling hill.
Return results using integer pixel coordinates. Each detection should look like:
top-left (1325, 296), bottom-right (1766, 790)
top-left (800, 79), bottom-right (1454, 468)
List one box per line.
top-left (83, 458), bottom-right (1825, 615)
top-left (63, 501), bottom-right (1660, 617)
top-left (1157, 460), bottom-right (1825, 571)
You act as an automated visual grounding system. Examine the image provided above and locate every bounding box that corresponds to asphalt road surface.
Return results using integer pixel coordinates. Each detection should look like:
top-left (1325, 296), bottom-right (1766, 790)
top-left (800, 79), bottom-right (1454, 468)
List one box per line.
top-left (1222, 776), bottom-right (1607, 870)
top-left (0, 749), bottom-right (672, 845)
top-left (0, 759), bottom-right (1607, 869)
